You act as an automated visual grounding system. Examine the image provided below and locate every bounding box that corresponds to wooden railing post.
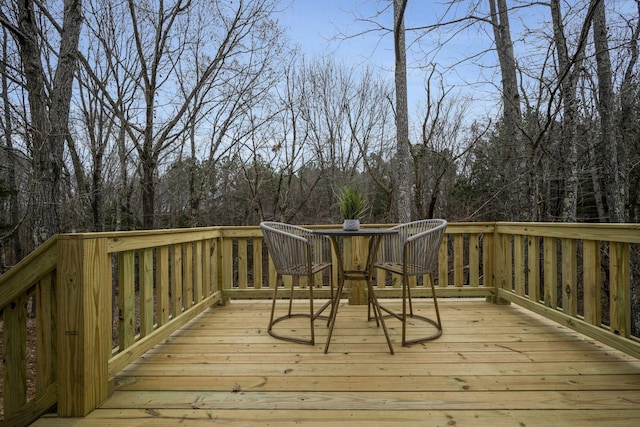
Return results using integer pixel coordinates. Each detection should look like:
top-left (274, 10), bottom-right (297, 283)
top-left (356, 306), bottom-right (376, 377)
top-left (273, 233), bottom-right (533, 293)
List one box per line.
top-left (56, 236), bottom-right (111, 416)
top-left (489, 225), bottom-right (510, 305)
top-left (220, 233), bottom-right (233, 305)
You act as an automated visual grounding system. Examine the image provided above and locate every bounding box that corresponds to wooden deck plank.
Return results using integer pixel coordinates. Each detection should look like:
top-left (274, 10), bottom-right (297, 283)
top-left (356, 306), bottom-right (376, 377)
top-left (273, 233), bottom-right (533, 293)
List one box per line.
top-left (32, 299), bottom-right (640, 426)
top-left (100, 390), bottom-right (640, 410)
top-left (117, 361), bottom-right (640, 376)
top-left (36, 409), bottom-right (640, 427)
top-left (135, 349), bottom-right (633, 364)
top-left (115, 374), bottom-right (640, 392)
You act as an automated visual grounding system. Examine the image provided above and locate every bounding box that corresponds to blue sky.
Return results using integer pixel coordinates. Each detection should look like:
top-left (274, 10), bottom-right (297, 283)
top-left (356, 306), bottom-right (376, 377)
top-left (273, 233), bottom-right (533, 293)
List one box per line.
top-left (277, 0), bottom-right (501, 123)
top-left (279, 0), bottom-right (395, 66)
top-left (278, 0), bottom-right (444, 65)
top-left (276, 0), bottom-right (640, 134)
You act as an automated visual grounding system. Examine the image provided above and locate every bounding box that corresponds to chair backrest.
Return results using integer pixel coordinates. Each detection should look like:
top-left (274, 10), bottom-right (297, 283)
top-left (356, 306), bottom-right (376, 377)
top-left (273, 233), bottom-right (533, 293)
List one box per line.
top-left (404, 219), bottom-right (447, 275)
top-left (378, 219), bottom-right (447, 275)
top-left (260, 222), bottom-right (320, 276)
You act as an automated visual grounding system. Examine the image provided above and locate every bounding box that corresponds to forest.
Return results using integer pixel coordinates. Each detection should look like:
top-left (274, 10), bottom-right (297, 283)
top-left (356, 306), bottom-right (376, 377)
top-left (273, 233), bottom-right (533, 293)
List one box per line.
top-left (0, 0), bottom-right (638, 268)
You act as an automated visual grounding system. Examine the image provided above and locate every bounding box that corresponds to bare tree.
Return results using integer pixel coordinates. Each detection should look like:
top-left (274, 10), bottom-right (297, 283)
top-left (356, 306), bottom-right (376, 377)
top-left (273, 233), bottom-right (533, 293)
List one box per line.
top-left (106, 0), bottom-right (283, 229)
top-left (412, 67), bottom-right (474, 219)
top-left (550, 0), bottom-right (592, 222)
top-left (298, 57), bottom-right (363, 184)
top-left (241, 55), bottom-right (320, 223)
top-left (487, 0), bottom-right (528, 220)
top-left (345, 67), bottom-right (395, 221)
top-left (1, 0), bottom-right (83, 243)
top-left (619, 0), bottom-right (640, 222)
top-left (393, 0), bottom-right (411, 222)
top-left (592, 0), bottom-right (625, 222)
top-left (84, 0), bottom-right (142, 231)
top-left (0, 26), bottom-right (23, 264)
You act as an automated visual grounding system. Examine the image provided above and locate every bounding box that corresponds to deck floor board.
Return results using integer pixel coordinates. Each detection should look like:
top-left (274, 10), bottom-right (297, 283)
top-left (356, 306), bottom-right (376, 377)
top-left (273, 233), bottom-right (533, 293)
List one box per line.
top-left (33, 299), bottom-right (640, 426)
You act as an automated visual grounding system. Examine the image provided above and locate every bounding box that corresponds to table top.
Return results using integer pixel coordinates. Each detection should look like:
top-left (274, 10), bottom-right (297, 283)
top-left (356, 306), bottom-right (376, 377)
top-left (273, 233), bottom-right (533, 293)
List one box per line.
top-left (313, 227), bottom-right (397, 237)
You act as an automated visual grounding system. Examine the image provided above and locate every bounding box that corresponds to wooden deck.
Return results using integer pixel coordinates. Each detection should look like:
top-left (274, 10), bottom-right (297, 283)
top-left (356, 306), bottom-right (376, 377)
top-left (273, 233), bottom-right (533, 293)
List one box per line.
top-left (34, 299), bottom-right (640, 426)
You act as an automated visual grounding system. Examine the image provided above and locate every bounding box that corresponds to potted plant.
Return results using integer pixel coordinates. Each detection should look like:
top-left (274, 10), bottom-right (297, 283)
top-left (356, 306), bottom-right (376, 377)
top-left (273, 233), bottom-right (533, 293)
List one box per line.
top-left (337, 186), bottom-right (367, 231)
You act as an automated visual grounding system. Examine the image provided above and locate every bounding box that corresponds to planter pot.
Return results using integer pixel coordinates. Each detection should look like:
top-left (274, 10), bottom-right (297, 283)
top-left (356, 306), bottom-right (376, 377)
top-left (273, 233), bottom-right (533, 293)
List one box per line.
top-left (342, 219), bottom-right (360, 231)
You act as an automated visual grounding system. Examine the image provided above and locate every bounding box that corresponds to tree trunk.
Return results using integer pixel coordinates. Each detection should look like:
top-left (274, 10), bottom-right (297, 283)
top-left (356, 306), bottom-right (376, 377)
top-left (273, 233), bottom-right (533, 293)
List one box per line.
top-left (619, 0), bottom-right (640, 223)
top-left (141, 146), bottom-right (156, 230)
top-left (1, 28), bottom-right (22, 263)
top-left (488, 0), bottom-right (526, 220)
top-left (550, 0), bottom-right (588, 222)
top-left (116, 123), bottom-right (128, 231)
top-left (14, 0), bottom-right (83, 243)
top-left (617, 0), bottom-right (640, 336)
top-left (592, 0), bottom-right (625, 222)
top-left (394, 0), bottom-right (411, 222)
top-left (588, 141), bottom-right (607, 222)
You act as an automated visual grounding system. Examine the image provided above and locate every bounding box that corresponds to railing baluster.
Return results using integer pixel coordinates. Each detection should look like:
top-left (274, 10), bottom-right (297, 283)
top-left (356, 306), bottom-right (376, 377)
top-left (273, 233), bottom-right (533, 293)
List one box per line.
top-left (222, 236), bottom-right (234, 295)
top-left (140, 247), bottom-right (154, 337)
top-left (469, 234), bottom-right (480, 287)
top-left (483, 232), bottom-right (493, 289)
top-left (543, 237), bottom-right (557, 309)
top-left (205, 239), bottom-right (213, 296)
top-left (238, 238), bottom-right (248, 289)
top-left (438, 235), bottom-right (448, 287)
top-left (514, 235), bottom-right (525, 295)
top-left (527, 236), bottom-right (540, 302)
top-left (194, 241), bottom-right (204, 303)
top-left (253, 236), bottom-right (263, 289)
top-left (213, 237), bottom-right (222, 297)
top-left (184, 243), bottom-right (194, 308)
top-left (4, 292), bottom-right (28, 418)
top-left (561, 238), bottom-right (577, 316)
top-left (610, 241), bottom-right (631, 337)
top-left (171, 243), bottom-right (184, 315)
top-left (157, 245), bottom-right (170, 326)
top-left (582, 240), bottom-right (601, 326)
top-left (36, 274), bottom-right (56, 391)
top-left (119, 251), bottom-right (135, 349)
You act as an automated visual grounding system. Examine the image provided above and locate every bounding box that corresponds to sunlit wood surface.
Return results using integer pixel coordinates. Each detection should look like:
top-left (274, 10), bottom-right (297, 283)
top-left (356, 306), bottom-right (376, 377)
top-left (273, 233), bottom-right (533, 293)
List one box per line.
top-left (34, 299), bottom-right (640, 426)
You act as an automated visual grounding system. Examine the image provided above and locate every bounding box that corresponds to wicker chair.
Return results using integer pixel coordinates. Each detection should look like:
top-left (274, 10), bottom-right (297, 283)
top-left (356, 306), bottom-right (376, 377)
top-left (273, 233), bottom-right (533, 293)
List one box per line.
top-left (375, 219), bottom-right (447, 346)
top-left (260, 222), bottom-right (333, 345)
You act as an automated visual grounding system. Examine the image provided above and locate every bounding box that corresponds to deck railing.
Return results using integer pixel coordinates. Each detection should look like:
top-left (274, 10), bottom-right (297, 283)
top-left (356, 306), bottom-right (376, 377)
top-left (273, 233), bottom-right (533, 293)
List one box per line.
top-left (493, 222), bottom-right (640, 358)
top-left (0, 222), bottom-right (638, 426)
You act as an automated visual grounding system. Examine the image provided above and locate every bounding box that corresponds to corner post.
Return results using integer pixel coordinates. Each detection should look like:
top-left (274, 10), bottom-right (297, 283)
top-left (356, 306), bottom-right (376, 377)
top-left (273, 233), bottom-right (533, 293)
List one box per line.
top-left (56, 235), bottom-right (111, 416)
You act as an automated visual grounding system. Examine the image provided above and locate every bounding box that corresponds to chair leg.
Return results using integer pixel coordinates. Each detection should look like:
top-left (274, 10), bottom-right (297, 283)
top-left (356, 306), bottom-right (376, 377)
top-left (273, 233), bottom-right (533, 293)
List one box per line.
top-left (287, 279), bottom-right (295, 316)
top-left (308, 273), bottom-right (315, 345)
top-left (367, 286), bottom-right (380, 326)
top-left (324, 277), bottom-right (346, 354)
top-left (267, 267), bottom-right (334, 346)
top-left (407, 281), bottom-right (414, 316)
top-left (268, 273), bottom-right (315, 345)
top-left (431, 280), bottom-right (442, 330)
top-left (402, 273), bottom-right (408, 345)
top-left (401, 273), bottom-right (442, 346)
top-left (327, 268), bottom-right (335, 326)
top-left (268, 273), bottom-right (282, 333)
